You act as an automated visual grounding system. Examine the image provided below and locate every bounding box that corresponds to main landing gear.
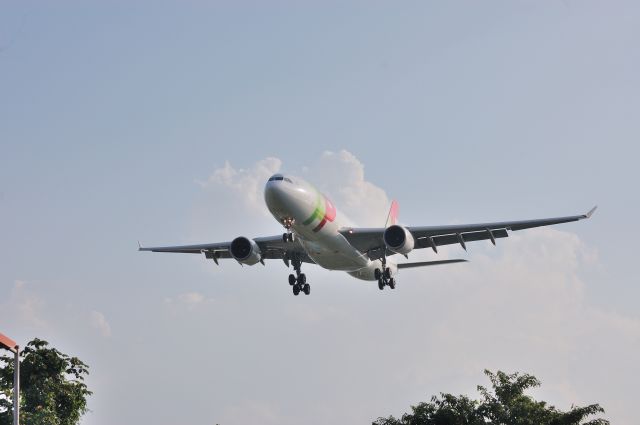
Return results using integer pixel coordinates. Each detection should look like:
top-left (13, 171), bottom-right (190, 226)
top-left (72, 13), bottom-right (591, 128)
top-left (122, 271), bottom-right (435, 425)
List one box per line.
top-left (289, 258), bottom-right (310, 296)
top-left (374, 264), bottom-right (396, 291)
top-left (281, 217), bottom-right (306, 295)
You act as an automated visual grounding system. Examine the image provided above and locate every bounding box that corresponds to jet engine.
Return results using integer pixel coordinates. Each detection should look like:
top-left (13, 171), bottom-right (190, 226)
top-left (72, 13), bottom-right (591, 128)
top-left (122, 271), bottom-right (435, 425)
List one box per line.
top-left (230, 237), bottom-right (262, 265)
top-left (383, 225), bottom-right (415, 255)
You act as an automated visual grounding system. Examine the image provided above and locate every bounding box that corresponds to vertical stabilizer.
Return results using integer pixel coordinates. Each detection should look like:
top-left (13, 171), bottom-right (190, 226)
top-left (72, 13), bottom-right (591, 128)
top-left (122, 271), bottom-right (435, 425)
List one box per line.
top-left (385, 200), bottom-right (399, 227)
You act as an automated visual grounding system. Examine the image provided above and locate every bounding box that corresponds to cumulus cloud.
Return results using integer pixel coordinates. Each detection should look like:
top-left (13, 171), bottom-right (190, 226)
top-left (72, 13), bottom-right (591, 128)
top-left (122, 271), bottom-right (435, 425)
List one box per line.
top-left (190, 157), bottom-right (283, 240)
top-left (183, 151), bottom-right (639, 424)
top-left (165, 291), bottom-right (214, 312)
top-left (394, 227), bottom-right (640, 418)
top-left (90, 310), bottom-right (112, 338)
top-left (0, 280), bottom-right (121, 342)
top-left (196, 157), bottom-right (282, 213)
top-left (0, 280), bottom-right (47, 329)
top-left (305, 150), bottom-right (391, 226)
top-left (192, 150), bottom-right (391, 232)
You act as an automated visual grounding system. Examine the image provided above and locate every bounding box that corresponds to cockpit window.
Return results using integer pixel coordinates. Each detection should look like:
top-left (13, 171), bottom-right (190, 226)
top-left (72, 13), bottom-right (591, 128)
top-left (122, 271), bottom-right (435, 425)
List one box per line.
top-left (268, 174), bottom-right (292, 183)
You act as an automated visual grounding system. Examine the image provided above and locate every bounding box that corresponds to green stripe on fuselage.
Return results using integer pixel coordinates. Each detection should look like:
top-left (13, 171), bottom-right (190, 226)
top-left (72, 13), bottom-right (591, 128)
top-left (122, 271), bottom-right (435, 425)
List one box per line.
top-left (302, 190), bottom-right (324, 225)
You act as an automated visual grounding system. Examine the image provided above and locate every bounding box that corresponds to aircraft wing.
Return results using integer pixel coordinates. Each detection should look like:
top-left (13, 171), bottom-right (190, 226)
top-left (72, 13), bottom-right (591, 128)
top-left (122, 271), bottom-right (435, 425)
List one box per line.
top-left (139, 235), bottom-right (314, 264)
top-left (339, 206), bottom-right (597, 258)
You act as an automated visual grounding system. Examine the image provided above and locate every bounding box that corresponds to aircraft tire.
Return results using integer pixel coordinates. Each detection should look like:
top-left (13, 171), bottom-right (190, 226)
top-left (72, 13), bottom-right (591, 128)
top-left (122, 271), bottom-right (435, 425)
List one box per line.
top-left (374, 268), bottom-right (381, 280)
top-left (303, 284), bottom-right (310, 295)
top-left (298, 273), bottom-right (306, 285)
top-left (378, 279), bottom-right (384, 290)
top-left (288, 274), bottom-right (296, 285)
top-left (293, 284), bottom-right (300, 296)
top-left (384, 267), bottom-right (391, 279)
top-left (389, 278), bottom-right (396, 289)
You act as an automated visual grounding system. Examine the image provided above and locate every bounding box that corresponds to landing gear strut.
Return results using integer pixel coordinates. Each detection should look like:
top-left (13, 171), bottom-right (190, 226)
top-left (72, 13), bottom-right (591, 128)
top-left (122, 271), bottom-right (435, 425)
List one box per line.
top-left (281, 217), bottom-right (295, 243)
top-left (290, 257), bottom-right (310, 296)
top-left (281, 219), bottom-right (308, 295)
top-left (282, 232), bottom-right (294, 243)
top-left (375, 257), bottom-right (396, 291)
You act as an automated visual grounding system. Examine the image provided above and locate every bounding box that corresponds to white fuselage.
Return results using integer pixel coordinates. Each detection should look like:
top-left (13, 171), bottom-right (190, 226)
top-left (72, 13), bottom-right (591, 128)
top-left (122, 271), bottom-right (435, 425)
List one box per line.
top-left (264, 174), bottom-right (395, 281)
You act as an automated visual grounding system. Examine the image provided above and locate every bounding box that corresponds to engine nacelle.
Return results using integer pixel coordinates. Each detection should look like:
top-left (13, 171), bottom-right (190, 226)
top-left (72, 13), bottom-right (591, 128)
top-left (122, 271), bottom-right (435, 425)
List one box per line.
top-left (383, 225), bottom-right (415, 255)
top-left (230, 237), bottom-right (262, 265)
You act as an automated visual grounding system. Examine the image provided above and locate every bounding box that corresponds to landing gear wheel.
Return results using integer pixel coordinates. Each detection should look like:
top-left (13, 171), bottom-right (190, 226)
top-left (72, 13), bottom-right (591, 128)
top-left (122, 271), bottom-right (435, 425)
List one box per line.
top-left (384, 267), bottom-right (391, 279)
top-left (378, 279), bottom-right (385, 290)
top-left (283, 233), bottom-right (288, 243)
top-left (388, 278), bottom-right (396, 289)
top-left (290, 256), bottom-right (309, 296)
top-left (374, 268), bottom-right (381, 280)
top-left (288, 233), bottom-right (294, 242)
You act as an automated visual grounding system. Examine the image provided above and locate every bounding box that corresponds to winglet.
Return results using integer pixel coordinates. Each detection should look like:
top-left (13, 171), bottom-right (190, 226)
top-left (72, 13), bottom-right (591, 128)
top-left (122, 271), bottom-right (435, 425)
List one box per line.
top-left (585, 205), bottom-right (598, 219)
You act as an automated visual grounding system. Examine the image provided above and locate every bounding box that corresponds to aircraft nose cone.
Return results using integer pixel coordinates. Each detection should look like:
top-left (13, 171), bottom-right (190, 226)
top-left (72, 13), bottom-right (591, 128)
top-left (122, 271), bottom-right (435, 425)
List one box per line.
top-left (264, 176), bottom-right (290, 214)
top-left (264, 181), bottom-right (281, 203)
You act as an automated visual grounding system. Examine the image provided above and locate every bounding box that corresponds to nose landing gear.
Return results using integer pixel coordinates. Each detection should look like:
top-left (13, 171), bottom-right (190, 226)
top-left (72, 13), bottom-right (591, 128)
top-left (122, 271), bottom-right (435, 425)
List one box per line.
top-left (281, 217), bottom-right (295, 243)
top-left (282, 233), bottom-right (294, 243)
top-left (289, 257), bottom-right (310, 296)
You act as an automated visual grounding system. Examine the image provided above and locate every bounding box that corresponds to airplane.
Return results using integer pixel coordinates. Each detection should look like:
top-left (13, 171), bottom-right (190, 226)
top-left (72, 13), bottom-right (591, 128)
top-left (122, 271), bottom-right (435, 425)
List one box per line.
top-left (139, 173), bottom-right (596, 296)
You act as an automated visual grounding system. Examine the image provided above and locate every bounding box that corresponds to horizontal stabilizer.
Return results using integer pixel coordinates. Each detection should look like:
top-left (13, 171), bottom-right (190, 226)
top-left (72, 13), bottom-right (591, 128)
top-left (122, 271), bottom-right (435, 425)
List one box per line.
top-left (397, 259), bottom-right (468, 269)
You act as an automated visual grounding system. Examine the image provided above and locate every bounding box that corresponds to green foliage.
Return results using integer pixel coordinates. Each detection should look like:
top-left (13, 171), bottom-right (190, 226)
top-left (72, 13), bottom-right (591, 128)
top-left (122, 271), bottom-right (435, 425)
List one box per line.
top-left (373, 370), bottom-right (608, 425)
top-left (0, 338), bottom-right (92, 425)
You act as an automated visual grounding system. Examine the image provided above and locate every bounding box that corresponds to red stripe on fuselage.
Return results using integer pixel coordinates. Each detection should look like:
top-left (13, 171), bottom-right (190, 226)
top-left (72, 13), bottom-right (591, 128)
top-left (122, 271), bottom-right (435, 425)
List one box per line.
top-left (312, 196), bottom-right (336, 232)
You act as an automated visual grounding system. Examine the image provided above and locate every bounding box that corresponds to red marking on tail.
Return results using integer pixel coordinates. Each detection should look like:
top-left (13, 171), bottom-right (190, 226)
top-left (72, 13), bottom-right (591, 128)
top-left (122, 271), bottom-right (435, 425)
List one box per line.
top-left (387, 200), bottom-right (399, 227)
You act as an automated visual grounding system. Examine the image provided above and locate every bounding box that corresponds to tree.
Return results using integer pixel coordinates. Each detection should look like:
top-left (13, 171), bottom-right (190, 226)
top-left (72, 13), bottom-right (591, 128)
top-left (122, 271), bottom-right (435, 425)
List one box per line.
top-left (373, 370), bottom-right (608, 425)
top-left (0, 338), bottom-right (92, 425)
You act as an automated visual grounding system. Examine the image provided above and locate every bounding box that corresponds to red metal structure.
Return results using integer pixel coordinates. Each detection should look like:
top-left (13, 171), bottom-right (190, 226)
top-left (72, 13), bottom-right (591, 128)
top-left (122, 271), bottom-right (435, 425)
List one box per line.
top-left (0, 332), bottom-right (19, 425)
top-left (0, 333), bottom-right (17, 352)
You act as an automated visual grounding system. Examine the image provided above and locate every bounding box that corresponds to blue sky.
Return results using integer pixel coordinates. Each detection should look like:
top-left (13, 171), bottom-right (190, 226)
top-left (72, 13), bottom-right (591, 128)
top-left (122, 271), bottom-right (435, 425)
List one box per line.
top-left (1, 2), bottom-right (638, 424)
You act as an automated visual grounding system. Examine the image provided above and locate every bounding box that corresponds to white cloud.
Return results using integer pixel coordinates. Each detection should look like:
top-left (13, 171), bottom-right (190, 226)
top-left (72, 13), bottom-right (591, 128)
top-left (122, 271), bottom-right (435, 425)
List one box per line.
top-left (181, 152), bottom-right (638, 424)
top-left (395, 228), bottom-right (640, 419)
top-left (192, 150), bottom-right (391, 234)
top-left (164, 291), bottom-right (214, 312)
top-left (196, 157), bottom-right (282, 213)
top-left (0, 280), bottom-right (120, 342)
top-left (305, 150), bottom-right (391, 226)
top-left (0, 280), bottom-right (47, 329)
top-left (190, 157), bottom-right (283, 240)
top-left (90, 310), bottom-right (112, 338)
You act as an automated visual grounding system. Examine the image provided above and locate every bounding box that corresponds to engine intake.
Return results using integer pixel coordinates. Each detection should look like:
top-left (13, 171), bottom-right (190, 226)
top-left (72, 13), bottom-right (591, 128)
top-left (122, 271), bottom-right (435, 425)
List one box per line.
top-left (383, 225), bottom-right (415, 255)
top-left (230, 237), bottom-right (262, 265)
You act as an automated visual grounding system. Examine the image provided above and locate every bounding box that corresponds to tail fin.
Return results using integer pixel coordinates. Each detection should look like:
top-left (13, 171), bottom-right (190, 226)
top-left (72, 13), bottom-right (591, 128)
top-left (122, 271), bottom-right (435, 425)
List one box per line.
top-left (385, 200), bottom-right (399, 227)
